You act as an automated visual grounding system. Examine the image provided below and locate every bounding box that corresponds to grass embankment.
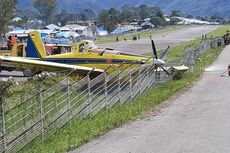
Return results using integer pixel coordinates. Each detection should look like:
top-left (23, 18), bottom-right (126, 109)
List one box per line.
top-left (20, 25), bottom-right (227, 153)
top-left (95, 25), bottom-right (187, 44)
top-left (207, 24), bottom-right (230, 37)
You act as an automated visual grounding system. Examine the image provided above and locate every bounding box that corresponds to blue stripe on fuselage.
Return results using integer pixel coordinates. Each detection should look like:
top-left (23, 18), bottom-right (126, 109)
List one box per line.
top-left (42, 58), bottom-right (135, 64)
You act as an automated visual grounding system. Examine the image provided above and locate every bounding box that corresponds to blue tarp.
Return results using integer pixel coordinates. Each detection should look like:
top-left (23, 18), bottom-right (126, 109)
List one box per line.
top-left (98, 25), bottom-right (105, 31)
top-left (40, 33), bottom-right (48, 38)
top-left (111, 27), bottom-right (130, 34)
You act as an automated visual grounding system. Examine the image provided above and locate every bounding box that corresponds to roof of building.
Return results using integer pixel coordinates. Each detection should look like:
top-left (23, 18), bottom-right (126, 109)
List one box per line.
top-left (45, 24), bottom-right (60, 30)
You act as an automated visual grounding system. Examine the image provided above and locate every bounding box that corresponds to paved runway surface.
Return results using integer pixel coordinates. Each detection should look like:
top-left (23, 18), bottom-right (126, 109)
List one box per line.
top-left (0, 25), bottom-right (220, 80)
top-left (99, 25), bottom-right (220, 54)
top-left (71, 45), bottom-right (230, 153)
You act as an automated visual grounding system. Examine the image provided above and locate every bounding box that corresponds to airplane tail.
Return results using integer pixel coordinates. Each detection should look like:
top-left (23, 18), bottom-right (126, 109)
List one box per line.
top-left (26, 31), bottom-right (46, 58)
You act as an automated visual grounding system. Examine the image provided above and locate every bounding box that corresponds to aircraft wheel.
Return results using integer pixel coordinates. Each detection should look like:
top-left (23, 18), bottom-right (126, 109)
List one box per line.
top-left (23, 69), bottom-right (35, 77)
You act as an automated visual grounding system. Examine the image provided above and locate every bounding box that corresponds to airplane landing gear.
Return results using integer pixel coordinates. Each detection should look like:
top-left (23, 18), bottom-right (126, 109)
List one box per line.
top-left (23, 69), bottom-right (35, 77)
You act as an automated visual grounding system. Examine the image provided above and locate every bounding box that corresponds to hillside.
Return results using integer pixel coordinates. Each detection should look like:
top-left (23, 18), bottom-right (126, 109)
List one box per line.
top-left (17, 0), bottom-right (229, 18)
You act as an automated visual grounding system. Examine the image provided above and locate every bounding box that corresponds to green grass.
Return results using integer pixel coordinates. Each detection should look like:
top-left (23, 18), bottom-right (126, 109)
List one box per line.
top-left (207, 24), bottom-right (230, 37)
top-left (95, 25), bottom-right (187, 44)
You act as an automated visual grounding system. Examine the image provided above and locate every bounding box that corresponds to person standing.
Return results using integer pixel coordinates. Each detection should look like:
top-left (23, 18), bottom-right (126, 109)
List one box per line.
top-left (11, 35), bottom-right (18, 46)
top-left (7, 36), bottom-right (12, 50)
top-left (116, 36), bottom-right (119, 42)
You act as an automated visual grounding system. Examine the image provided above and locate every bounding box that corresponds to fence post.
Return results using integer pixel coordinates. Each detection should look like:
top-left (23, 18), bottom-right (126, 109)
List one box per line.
top-left (0, 98), bottom-right (6, 152)
top-left (104, 72), bottom-right (108, 109)
top-left (36, 84), bottom-right (44, 140)
top-left (190, 51), bottom-right (194, 73)
top-left (129, 66), bottom-right (133, 102)
top-left (137, 63), bottom-right (141, 93)
top-left (118, 66), bottom-right (122, 104)
top-left (104, 65), bottom-right (112, 110)
top-left (145, 58), bottom-right (152, 89)
top-left (87, 68), bottom-right (95, 118)
top-left (118, 63), bottom-right (125, 105)
top-left (87, 75), bottom-right (92, 118)
top-left (67, 78), bottom-right (71, 117)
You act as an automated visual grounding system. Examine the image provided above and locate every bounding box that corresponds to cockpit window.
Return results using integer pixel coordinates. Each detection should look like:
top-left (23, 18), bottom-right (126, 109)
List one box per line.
top-left (88, 41), bottom-right (99, 50)
top-left (79, 44), bottom-right (85, 52)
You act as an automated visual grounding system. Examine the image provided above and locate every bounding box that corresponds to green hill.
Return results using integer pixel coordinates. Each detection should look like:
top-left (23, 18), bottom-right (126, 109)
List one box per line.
top-left (17, 0), bottom-right (229, 18)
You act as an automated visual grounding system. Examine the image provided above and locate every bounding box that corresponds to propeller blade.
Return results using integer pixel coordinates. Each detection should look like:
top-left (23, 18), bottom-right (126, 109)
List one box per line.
top-left (151, 39), bottom-right (158, 59)
top-left (161, 67), bottom-right (171, 75)
top-left (160, 46), bottom-right (170, 60)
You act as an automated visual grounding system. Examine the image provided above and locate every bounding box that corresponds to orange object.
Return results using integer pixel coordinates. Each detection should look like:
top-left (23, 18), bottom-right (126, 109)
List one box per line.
top-left (11, 36), bottom-right (17, 45)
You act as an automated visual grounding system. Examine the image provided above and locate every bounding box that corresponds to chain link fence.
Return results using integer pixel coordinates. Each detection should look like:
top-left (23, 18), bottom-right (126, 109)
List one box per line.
top-left (0, 37), bottom-right (223, 152)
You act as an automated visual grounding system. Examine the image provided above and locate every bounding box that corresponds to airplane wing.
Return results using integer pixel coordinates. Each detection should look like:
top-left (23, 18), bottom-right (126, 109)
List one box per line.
top-left (0, 56), bottom-right (104, 74)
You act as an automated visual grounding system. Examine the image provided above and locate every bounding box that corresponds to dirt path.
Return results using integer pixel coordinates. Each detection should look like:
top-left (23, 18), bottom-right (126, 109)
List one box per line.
top-left (71, 45), bottom-right (230, 153)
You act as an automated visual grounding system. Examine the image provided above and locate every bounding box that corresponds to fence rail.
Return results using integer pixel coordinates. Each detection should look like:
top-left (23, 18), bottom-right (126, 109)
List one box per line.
top-left (0, 37), bottom-right (223, 152)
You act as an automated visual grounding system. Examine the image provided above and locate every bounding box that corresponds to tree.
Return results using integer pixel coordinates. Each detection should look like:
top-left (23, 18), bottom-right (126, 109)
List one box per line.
top-left (196, 16), bottom-right (206, 21)
top-left (97, 10), bottom-right (110, 31)
top-left (156, 9), bottom-right (164, 19)
top-left (150, 16), bottom-right (166, 27)
top-left (57, 9), bottom-right (71, 26)
top-left (120, 6), bottom-right (140, 22)
top-left (210, 15), bottom-right (225, 23)
top-left (33, 0), bottom-right (57, 25)
top-left (97, 8), bottom-right (121, 33)
top-left (80, 9), bottom-right (96, 21)
top-left (139, 5), bottom-right (156, 19)
top-left (186, 15), bottom-right (193, 19)
top-left (18, 9), bottom-right (37, 29)
top-left (0, 0), bottom-right (18, 36)
top-left (171, 10), bottom-right (183, 17)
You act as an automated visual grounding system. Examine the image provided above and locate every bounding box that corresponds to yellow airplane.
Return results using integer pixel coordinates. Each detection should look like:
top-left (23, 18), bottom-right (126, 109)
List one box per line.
top-left (0, 31), bottom-right (165, 78)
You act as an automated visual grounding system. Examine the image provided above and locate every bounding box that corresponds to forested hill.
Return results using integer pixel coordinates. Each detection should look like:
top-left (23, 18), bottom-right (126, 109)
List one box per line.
top-left (17, 0), bottom-right (229, 18)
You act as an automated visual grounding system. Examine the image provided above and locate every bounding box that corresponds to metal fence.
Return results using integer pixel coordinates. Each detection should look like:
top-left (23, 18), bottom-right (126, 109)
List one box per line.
top-left (183, 37), bottom-right (224, 70)
top-left (0, 37), bottom-right (223, 153)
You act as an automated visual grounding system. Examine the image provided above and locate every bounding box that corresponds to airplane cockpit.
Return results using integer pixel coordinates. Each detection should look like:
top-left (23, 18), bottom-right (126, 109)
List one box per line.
top-left (45, 44), bottom-right (72, 55)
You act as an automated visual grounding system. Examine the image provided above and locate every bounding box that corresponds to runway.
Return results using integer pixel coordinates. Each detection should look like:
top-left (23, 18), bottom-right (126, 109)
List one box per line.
top-left (99, 25), bottom-right (220, 54)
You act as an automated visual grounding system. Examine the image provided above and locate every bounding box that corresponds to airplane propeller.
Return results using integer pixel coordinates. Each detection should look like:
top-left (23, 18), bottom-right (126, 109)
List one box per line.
top-left (151, 39), bottom-right (158, 59)
top-left (151, 39), bottom-right (171, 75)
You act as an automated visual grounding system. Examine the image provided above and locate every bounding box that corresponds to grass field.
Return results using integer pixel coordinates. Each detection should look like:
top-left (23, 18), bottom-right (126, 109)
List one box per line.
top-left (20, 25), bottom-right (227, 153)
top-left (207, 24), bottom-right (230, 37)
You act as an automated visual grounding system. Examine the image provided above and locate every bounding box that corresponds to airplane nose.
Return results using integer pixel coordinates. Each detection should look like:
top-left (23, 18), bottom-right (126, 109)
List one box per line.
top-left (154, 59), bottom-right (166, 66)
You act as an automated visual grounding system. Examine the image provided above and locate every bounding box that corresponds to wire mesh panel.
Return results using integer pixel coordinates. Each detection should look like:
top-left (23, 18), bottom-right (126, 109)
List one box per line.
top-left (70, 76), bottom-right (89, 119)
top-left (106, 69), bottom-right (120, 108)
top-left (42, 78), bottom-right (70, 134)
top-left (86, 73), bottom-right (106, 117)
top-left (4, 91), bottom-right (41, 153)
